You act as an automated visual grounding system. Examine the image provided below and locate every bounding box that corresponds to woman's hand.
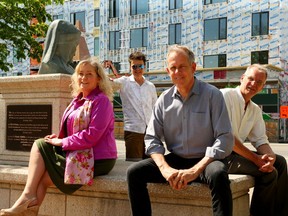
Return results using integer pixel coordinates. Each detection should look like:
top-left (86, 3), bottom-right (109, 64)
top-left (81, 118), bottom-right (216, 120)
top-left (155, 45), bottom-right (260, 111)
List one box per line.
top-left (44, 134), bottom-right (58, 139)
top-left (44, 137), bottom-right (63, 146)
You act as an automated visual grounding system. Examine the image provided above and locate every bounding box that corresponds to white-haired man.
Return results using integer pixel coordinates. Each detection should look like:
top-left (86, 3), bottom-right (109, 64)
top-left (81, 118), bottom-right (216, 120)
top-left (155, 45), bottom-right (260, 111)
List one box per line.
top-left (221, 64), bottom-right (288, 216)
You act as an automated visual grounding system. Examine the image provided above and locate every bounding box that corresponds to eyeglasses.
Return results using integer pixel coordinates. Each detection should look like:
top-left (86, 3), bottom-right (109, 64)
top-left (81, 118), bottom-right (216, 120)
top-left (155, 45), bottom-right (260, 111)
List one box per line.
top-left (132, 64), bottom-right (145, 70)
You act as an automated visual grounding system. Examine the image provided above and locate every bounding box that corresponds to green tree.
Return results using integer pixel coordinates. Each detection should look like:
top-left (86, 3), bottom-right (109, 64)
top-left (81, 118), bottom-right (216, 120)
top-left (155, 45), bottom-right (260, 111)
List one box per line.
top-left (0, 0), bottom-right (64, 72)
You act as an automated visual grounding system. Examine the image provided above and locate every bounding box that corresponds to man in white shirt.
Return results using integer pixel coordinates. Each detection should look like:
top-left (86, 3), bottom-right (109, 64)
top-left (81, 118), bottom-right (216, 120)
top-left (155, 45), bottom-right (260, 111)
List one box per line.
top-left (111, 52), bottom-right (157, 161)
top-left (221, 64), bottom-right (288, 216)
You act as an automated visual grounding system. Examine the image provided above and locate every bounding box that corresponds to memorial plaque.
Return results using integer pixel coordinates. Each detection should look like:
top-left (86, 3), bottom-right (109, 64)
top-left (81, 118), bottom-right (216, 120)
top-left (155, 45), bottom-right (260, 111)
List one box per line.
top-left (6, 105), bottom-right (52, 151)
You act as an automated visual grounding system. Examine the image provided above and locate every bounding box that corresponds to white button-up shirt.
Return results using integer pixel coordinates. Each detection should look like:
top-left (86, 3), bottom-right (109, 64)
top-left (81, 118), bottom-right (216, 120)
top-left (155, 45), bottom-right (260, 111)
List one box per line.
top-left (114, 75), bottom-right (157, 134)
top-left (221, 87), bottom-right (269, 148)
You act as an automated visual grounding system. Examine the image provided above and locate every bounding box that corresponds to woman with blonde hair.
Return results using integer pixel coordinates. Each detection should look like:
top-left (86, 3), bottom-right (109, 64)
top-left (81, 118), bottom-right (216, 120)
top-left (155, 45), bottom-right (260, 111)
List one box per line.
top-left (1, 57), bottom-right (117, 216)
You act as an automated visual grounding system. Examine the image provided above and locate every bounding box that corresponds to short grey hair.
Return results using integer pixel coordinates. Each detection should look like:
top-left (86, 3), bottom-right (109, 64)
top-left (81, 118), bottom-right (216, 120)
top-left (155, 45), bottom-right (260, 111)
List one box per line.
top-left (167, 45), bottom-right (195, 64)
top-left (245, 64), bottom-right (268, 80)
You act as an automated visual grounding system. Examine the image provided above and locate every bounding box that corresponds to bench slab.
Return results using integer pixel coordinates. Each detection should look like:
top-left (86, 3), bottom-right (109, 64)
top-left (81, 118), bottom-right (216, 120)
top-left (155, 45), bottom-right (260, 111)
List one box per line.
top-left (0, 160), bottom-right (254, 216)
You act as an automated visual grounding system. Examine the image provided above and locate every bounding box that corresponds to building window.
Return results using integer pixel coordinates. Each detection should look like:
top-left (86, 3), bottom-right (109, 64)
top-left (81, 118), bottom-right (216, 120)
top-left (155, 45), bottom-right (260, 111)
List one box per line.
top-left (131, 0), bottom-right (148, 15)
top-left (204, 0), bottom-right (227, 5)
top-left (113, 62), bottom-right (121, 72)
top-left (94, 37), bottom-right (100, 56)
top-left (130, 28), bottom-right (148, 48)
top-left (252, 12), bottom-right (269, 36)
top-left (11, 72), bottom-right (22, 76)
top-left (13, 48), bottom-right (22, 64)
top-left (70, 11), bottom-right (85, 30)
top-left (94, 9), bottom-right (100, 27)
top-left (109, 0), bottom-right (119, 18)
top-left (204, 18), bottom-right (227, 41)
top-left (169, 23), bottom-right (181, 45)
top-left (53, 14), bottom-right (63, 20)
top-left (251, 51), bottom-right (268, 64)
top-left (105, 61), bottom-right (121, 74)
top-left (146, 61), bottom-right (149, 72)
top-left (169, 0), bottom-right (182, 10)
top-left (203, 54), bottom-right (226, 68)
top-left (109, 31), bottom-right (120, 50)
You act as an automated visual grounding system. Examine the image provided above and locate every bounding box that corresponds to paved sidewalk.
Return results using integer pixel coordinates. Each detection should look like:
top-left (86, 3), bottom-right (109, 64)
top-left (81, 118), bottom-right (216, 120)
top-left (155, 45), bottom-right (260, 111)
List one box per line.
top-left (244, 142), bottom-right (288, 160)
top-left (116, 139), bottom-right (288, 160)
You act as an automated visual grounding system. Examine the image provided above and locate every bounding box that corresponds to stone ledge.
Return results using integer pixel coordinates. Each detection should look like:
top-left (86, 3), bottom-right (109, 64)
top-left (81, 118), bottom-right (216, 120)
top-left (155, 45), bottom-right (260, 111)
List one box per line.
top-left (0, 160), bottom-right (254, 216)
